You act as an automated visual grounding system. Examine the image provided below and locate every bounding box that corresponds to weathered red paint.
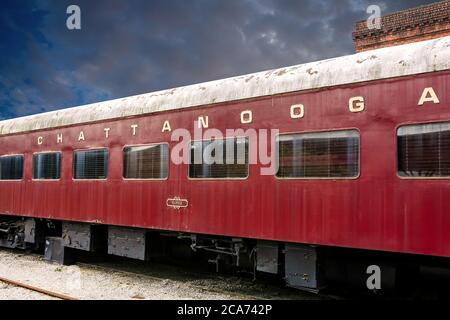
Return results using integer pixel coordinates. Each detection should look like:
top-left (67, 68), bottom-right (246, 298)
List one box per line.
top-left (1, 71), bottom-right (449, 257)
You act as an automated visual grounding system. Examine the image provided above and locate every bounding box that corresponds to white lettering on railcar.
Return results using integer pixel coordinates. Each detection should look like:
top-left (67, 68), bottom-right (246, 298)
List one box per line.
top-left (78, 131), bottom-right (85, 141)
top-left (197, 116), bottom-right (209, 129)
top-left (240, 110), bottom-right (253, 124)
top-left (290, 104), bottom-right (305, 119)
top-left (131, 124), bottom-right (138, 136)
top-left (57, 133), bottom-right (63, 144)
top-left (31, 87), bottom-right (445, 148)
top-left (418, 87), bottom-right (440, 106)
top-left (104, 128), bottom-right (111, 139)
top-left (349, 96), bottom-right (365, 113)
top-left (162, 120), bottom-right (172, 133)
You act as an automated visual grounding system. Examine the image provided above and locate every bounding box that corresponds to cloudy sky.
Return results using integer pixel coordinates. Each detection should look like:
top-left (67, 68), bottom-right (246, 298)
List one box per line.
top-left (0, 0), bottom-right (439, 120)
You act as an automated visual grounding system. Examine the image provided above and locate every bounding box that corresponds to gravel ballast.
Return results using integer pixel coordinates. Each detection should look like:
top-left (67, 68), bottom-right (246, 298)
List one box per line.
top-left (0, 250), bottom-right (236, 300)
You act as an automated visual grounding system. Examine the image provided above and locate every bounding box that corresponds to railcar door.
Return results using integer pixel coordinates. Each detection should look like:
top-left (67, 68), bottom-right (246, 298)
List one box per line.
top-left (163, 141), bottom-right (190, 232)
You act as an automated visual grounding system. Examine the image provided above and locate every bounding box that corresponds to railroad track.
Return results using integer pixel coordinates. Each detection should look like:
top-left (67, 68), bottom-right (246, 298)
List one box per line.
top-left (0, 276), bottom-right (77, 300)
top-left (0, 262), bottom-right (273, 300)
top-left (75, 262), bottom-right (342, 300)
top-left (0, 249), bottom-right (332, 300)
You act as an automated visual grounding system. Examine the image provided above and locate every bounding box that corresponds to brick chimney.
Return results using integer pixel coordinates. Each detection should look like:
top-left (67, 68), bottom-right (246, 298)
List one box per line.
top-left (353, 0), bottom-right (450, 52)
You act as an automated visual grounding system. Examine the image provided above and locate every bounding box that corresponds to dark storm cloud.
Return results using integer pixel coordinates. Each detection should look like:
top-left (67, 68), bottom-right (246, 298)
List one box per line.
top-left (0, 0), bottom-right (440, 119)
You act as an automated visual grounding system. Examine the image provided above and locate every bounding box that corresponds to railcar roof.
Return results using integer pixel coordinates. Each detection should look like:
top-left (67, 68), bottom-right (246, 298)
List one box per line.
top-left (1, 36), bottom-right (449, 136)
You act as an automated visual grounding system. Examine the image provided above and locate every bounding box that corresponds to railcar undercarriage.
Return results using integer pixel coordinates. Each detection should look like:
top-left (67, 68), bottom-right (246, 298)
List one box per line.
top-left (0, 218), bottom-right (25, 249)
top-left (1, 214), bottom-right (448, 294)
top-left (0, 216), bottom-right (48, 250)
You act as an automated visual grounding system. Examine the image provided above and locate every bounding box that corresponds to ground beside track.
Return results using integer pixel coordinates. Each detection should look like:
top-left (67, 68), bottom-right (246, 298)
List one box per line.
top-left (0, 249), bottom-right (324, 300)
top-left (0, 282), bottom-right (58, 300)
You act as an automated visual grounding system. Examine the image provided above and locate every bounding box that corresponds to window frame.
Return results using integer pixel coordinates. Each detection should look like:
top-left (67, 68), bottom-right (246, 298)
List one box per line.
top-left (32, 151), bottom-right (62, 181)
top-left (0, 154), bottom-right (25, 181)
top-left (275, 128), bottom-right (361, 180)
top-left (187, 136), bottom-right (250, 181)
top-left (122, 142), bottom-right (170, 181)
top-left (72, 147), bottom-right (109, 181)
top-left (396, 121), bottom-right (450, 180)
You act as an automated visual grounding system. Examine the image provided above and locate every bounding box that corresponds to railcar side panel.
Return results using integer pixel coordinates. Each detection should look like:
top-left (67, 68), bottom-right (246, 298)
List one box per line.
top-left (0, 71), bottom-right (449, 257)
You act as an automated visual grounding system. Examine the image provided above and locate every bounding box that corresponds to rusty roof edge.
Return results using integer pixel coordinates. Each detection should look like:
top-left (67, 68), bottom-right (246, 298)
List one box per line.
top-left (1, 35), bottom-right (449, 136)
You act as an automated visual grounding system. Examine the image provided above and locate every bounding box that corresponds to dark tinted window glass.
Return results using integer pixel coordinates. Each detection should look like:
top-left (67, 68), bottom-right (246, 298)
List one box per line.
top-left (277, 130), bottom-right (359, 178)
top-left (33, 153), bottom-right (61, 180)
top-left (123, 144), bottom-right (169, 179)
top-left (398, 123), bottom-right (450, 177)
top-left (73, 149), bottom-right (108, 180)
top-left (189, 137), bottom-right (248, 179)
top-left (0, 155), bottom-right (24, 180)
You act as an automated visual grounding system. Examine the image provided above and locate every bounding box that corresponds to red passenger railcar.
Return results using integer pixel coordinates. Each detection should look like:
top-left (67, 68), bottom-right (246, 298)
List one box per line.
top-left (0, 36), bottom-right (449, 291)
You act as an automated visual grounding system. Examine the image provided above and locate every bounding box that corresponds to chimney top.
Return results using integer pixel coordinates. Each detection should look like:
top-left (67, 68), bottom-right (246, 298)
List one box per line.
top-left (353, 1), bottom-right (450, 52)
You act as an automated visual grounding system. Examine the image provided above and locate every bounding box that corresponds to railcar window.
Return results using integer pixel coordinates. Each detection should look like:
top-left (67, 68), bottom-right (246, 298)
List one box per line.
top-left (276, 130), bottom-right (360, 179)
top-left (33, 152), bottom-right (61, 180)
top-left (73, 149), bottom-right (108, 180)
top-left (0, 155), bottom-right (24, 180)
top-left (398, 123), bottom-right (450, 178)
top-left (189, 137), bottom-right (249, 179)
top-left (123, 144), bottom-right (169, 179)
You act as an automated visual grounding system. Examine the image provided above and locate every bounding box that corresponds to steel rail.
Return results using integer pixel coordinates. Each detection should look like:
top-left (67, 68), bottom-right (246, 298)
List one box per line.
top-left (0, 276), bottom-right (78, 300)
